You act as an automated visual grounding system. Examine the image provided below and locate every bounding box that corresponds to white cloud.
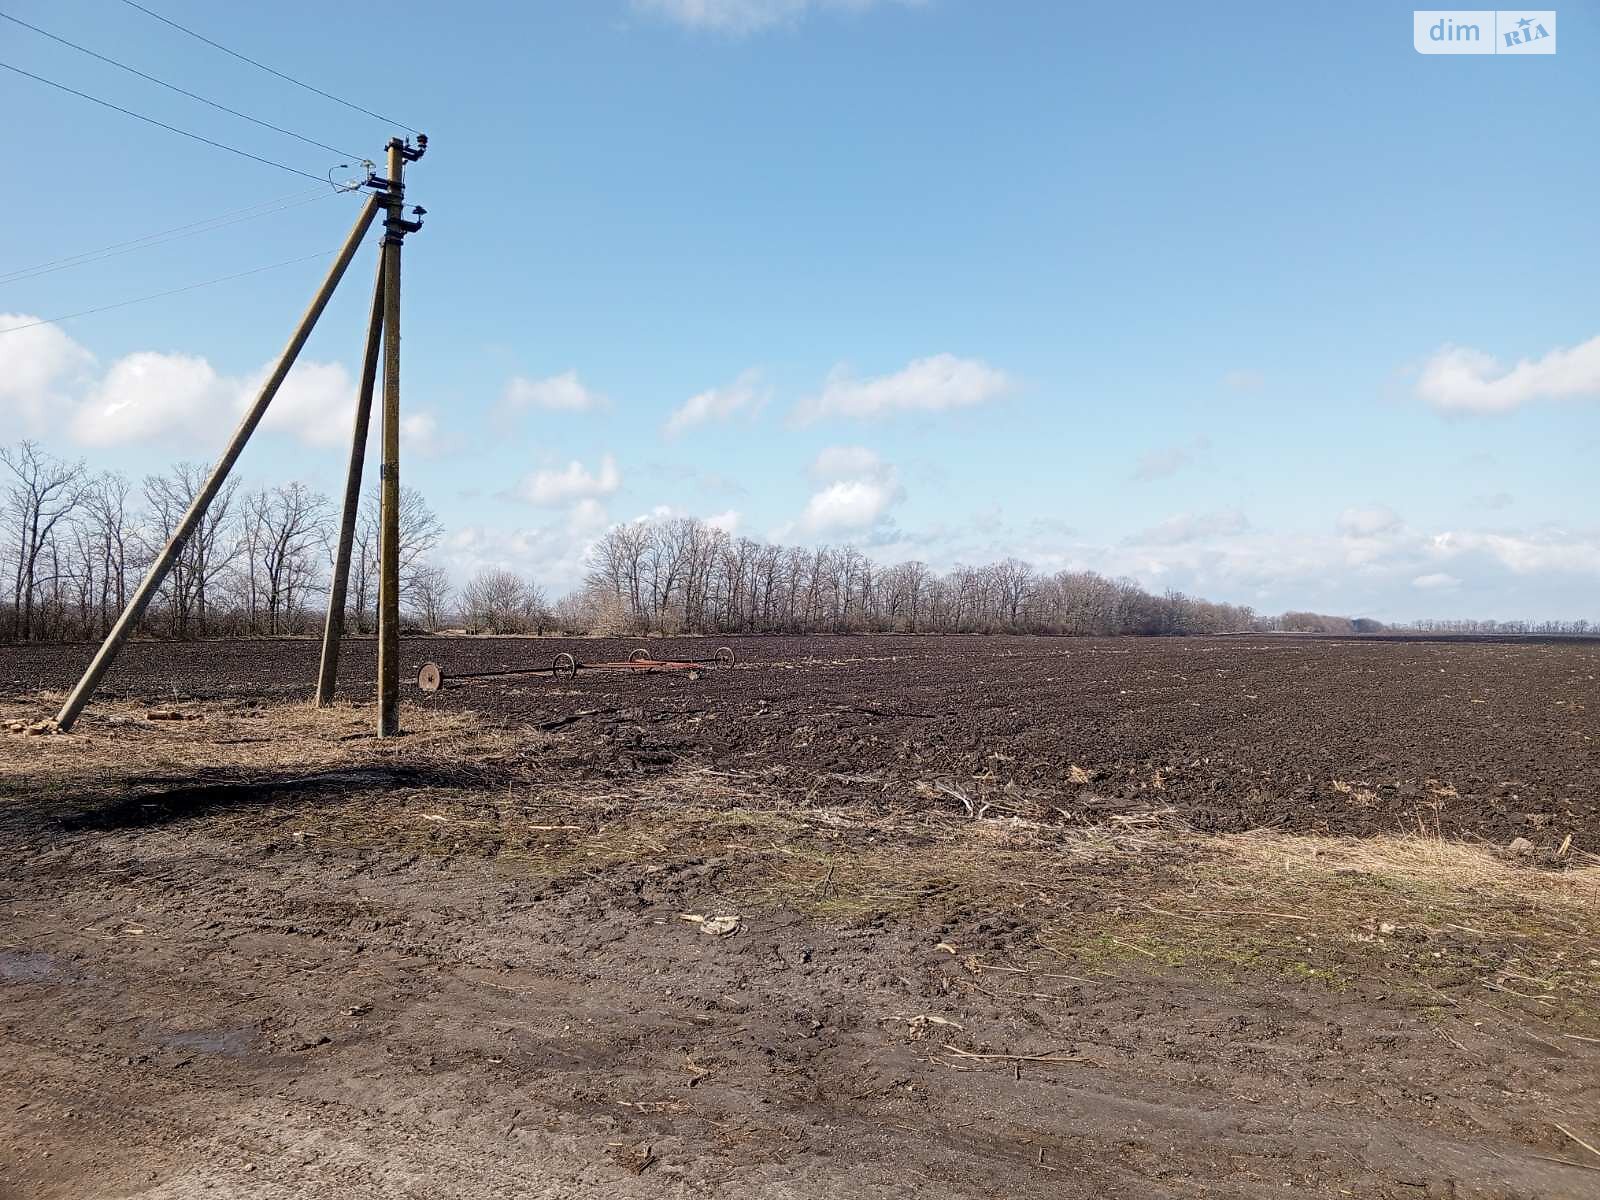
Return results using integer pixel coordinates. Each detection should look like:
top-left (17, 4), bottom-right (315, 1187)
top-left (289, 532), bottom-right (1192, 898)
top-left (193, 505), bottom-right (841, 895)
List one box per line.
top-left (1413, 572), bottom-right (1461, 591)
top-left (1417, 335), bottom-right (1600, 414)
top-left (0, 317), bottom-right (94, 434)
top-left (1428, 529), bottom-right (1600, 576)
top-left (443, 522), bottom-right (597, 593)
top-left (634, 0), bottom-right (922, 35)
top-left (799, 479), bottom-right (899, 533)
top-left (501, 370), bottom-right (609, 414)
top-left (796, 444), bottom-right (902, 533)
top-left (706, 509), bottom-right (741, 535)
top-left (516, 454), bottom-right (622, 506)
top-left (663, 369), bottom-right (767, 437)
top-left (34, 332), bottom-right (371, 451)
top-left (400, 411), bottom-right (447, 458)
top-left (258, 361), bottom-right (360, 448)
top-left (1222, 369), bottom-right (1265, 391)
top-left (794, 354), bottom-right (1013, 424)
top-left (71, 351), bottom-right (232, 447)
top-left (1337, 505), bottom-right (1402, 537)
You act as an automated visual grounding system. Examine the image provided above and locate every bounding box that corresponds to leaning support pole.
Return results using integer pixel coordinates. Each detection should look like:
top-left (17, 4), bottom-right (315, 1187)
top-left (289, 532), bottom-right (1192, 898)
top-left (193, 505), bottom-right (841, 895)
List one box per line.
top-left (376, 140), bottom-right (406, 737)
top-left (53, 195), bottom-right (383, 733)
top-left (314, 255), bottom-right (387, 706)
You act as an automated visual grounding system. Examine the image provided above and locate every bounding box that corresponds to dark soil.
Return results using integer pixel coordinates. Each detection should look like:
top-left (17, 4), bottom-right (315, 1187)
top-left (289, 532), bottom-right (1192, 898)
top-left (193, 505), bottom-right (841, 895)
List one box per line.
top-left (4, 633), bottom-right (1595, 845)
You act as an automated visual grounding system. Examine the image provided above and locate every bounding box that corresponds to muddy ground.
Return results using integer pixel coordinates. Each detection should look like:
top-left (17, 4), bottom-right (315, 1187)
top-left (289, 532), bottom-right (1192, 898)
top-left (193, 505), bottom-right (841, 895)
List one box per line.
top-left (2, 635), bottom-right (1598, 1198)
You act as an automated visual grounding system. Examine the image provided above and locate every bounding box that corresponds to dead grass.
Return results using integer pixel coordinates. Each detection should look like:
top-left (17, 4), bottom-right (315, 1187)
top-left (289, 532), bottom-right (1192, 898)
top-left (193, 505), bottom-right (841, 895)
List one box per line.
top-left (0, 693), bottom-right (508, 802)
top-left (7, 696), bottom-right (1597, 1026)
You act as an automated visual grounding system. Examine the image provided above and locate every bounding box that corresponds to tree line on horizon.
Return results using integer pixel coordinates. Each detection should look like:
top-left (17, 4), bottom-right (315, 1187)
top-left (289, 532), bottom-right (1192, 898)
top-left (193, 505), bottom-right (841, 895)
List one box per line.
top-left (3, 440), bottom-right (1592, 643)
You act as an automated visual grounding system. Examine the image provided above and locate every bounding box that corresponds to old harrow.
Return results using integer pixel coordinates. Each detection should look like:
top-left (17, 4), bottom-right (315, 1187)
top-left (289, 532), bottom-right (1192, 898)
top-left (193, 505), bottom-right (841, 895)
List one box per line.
top-left (415, 646), bottom-right (736, 694)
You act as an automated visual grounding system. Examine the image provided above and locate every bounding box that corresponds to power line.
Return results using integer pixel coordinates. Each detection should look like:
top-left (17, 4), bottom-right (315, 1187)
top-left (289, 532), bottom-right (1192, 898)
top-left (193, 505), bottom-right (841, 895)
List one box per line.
top-left (0, 187), bottom-right (349, 286)
top-left (119, 0), bottom-right (420, 135)
top-left (0, 10), bottom-right (367, 162)
top-left (0, 59), bottom-right (330, 182)
top-left (0, 248), bottom-right (340, 335)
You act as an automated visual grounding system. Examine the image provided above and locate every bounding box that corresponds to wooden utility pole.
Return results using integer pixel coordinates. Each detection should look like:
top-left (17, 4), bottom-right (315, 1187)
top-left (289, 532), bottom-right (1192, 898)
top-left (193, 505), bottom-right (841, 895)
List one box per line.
top-left (377, 135), bottom-right (426, 737)
top-left (314, 255), bottom-right (386, 706)
top-left (53, 193), bottom-right (383, 734)
top-left (52, 134), bottom-right (426, 736)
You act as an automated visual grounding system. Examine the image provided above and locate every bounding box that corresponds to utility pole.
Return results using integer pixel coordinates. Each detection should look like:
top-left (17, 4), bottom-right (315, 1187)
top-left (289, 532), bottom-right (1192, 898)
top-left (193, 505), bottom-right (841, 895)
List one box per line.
top-left (52, 135), bottom-right (426, 736)
top-left (53, 193), bottom-right (383, 734)
top-left (314, 254), bottom-right (386, 706)
top-left (377, 135), bottom-right (426, 737)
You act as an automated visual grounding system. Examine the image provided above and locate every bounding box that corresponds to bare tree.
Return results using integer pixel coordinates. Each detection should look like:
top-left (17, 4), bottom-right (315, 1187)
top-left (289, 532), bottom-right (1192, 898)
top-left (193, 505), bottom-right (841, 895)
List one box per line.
top-left (350, 484), bottom-right (444, 632)
top-left (142, 463), bottom-right (241, 638)
top-left (2, 441), bottom-right (86, 640)
top-left (245, 482), bottom-right (331, 634)
top-left (460, 568), bottom-right (534, 634)
top-left (408, 562), bottom-right (454, 632)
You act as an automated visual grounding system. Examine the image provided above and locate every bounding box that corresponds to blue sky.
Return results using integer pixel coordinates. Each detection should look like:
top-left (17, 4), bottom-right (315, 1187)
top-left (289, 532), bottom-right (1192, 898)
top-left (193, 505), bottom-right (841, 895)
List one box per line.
top-left (2, 0), bottom-right (1596, 621)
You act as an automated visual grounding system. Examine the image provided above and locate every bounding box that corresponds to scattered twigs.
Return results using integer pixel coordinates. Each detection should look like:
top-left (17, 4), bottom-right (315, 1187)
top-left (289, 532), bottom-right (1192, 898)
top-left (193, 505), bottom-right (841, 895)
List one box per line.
top-left (940, 1044), bottom-right (1088, 1066)
top-left (1554, 1123), bottom-right (1600, 1163)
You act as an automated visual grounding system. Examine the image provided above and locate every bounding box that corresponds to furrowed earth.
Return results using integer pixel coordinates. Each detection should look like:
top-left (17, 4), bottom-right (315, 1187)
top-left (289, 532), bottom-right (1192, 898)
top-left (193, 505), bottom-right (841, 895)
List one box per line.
top-left (2, 634), bottom-right (1597, 1199)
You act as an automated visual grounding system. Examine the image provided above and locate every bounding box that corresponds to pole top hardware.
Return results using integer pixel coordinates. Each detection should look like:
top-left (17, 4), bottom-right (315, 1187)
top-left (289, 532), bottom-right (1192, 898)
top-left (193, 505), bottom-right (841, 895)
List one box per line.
top-left (388, 133), bottom-right (427, 162)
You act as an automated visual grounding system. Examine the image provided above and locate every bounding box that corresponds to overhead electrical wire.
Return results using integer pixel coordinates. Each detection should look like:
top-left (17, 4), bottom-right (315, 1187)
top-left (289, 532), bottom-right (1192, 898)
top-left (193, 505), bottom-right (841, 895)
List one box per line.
top-left (0, 249), bottom-right (341, 335)
top-left (0, 10), bottom-right (367, 162)
top-left (0, 59), bottom-right (331, 182)
top-left (118, 0), bottom-right (420, 134)
top-left (0, 187), bottom-right (350, 286)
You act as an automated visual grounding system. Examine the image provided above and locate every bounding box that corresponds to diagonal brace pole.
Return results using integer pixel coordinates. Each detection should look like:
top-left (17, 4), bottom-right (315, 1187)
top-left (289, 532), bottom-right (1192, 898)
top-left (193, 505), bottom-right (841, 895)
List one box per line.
top-left (54, 194), bottom-right (382, 732)
top-left (314, 253), bottom-right (386, 706)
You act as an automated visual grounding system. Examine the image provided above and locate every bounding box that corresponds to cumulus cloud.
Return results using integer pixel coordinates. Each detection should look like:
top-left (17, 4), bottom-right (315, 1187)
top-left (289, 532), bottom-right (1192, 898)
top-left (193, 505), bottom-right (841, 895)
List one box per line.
top-left (793, 354), bottom-right (1013, 424)
top-left (1337, 505), bottom-right (1402, 537)
top-left (633, 0), bottom-right (922, 35)
top-left (501, 370), bottom-right (609, 415)
top-left (796, 444), bottom-right (903, 533)
top-left (6, 321), bottom-right (395, 451)
top-left (663, 369), bottom-right (767, 438)
top-left (71, 351), bottom-right (230, 448)
top-left (400, 411), bottom-right (449, 458)
top-left (516, 455), bottom-right (622, 506)
top-left (258, 361), bottom-right (362, 448)
top-left (1428, 529), bottom-right (1600, 576)
top-left (799, 480), bottom-right (900, 532)
top-left (1417, 335), bottom-right (1600, 414)
top-left (0, 317), bottom-right (94, 434)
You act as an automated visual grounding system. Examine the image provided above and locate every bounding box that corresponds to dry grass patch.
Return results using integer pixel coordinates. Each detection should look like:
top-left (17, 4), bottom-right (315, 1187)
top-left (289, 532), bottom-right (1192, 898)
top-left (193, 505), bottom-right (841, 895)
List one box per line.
top-left (0, 694), bottom-right (511, 804)
top-left (6, 699), bottom-right (1595, 1029)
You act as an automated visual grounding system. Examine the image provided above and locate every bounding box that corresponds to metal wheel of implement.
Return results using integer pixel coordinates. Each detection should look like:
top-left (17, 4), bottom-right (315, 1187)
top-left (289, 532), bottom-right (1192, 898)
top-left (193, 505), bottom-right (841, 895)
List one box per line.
top-left (553, 652), bottom-right (578, 680)
top-left (416, 662), bottom-right (443, 693)
top-left (715, 646), bottom-right (735, 667)
top-left (629, 647), bottom-right (651, 662)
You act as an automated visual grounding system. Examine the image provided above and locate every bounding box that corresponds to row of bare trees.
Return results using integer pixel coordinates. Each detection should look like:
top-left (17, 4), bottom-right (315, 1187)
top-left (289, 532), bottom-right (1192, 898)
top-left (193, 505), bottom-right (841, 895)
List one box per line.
top-left (1, 440), bottom-right (447, 642)
top-left (577, 515), bottom-right (1265, 636)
